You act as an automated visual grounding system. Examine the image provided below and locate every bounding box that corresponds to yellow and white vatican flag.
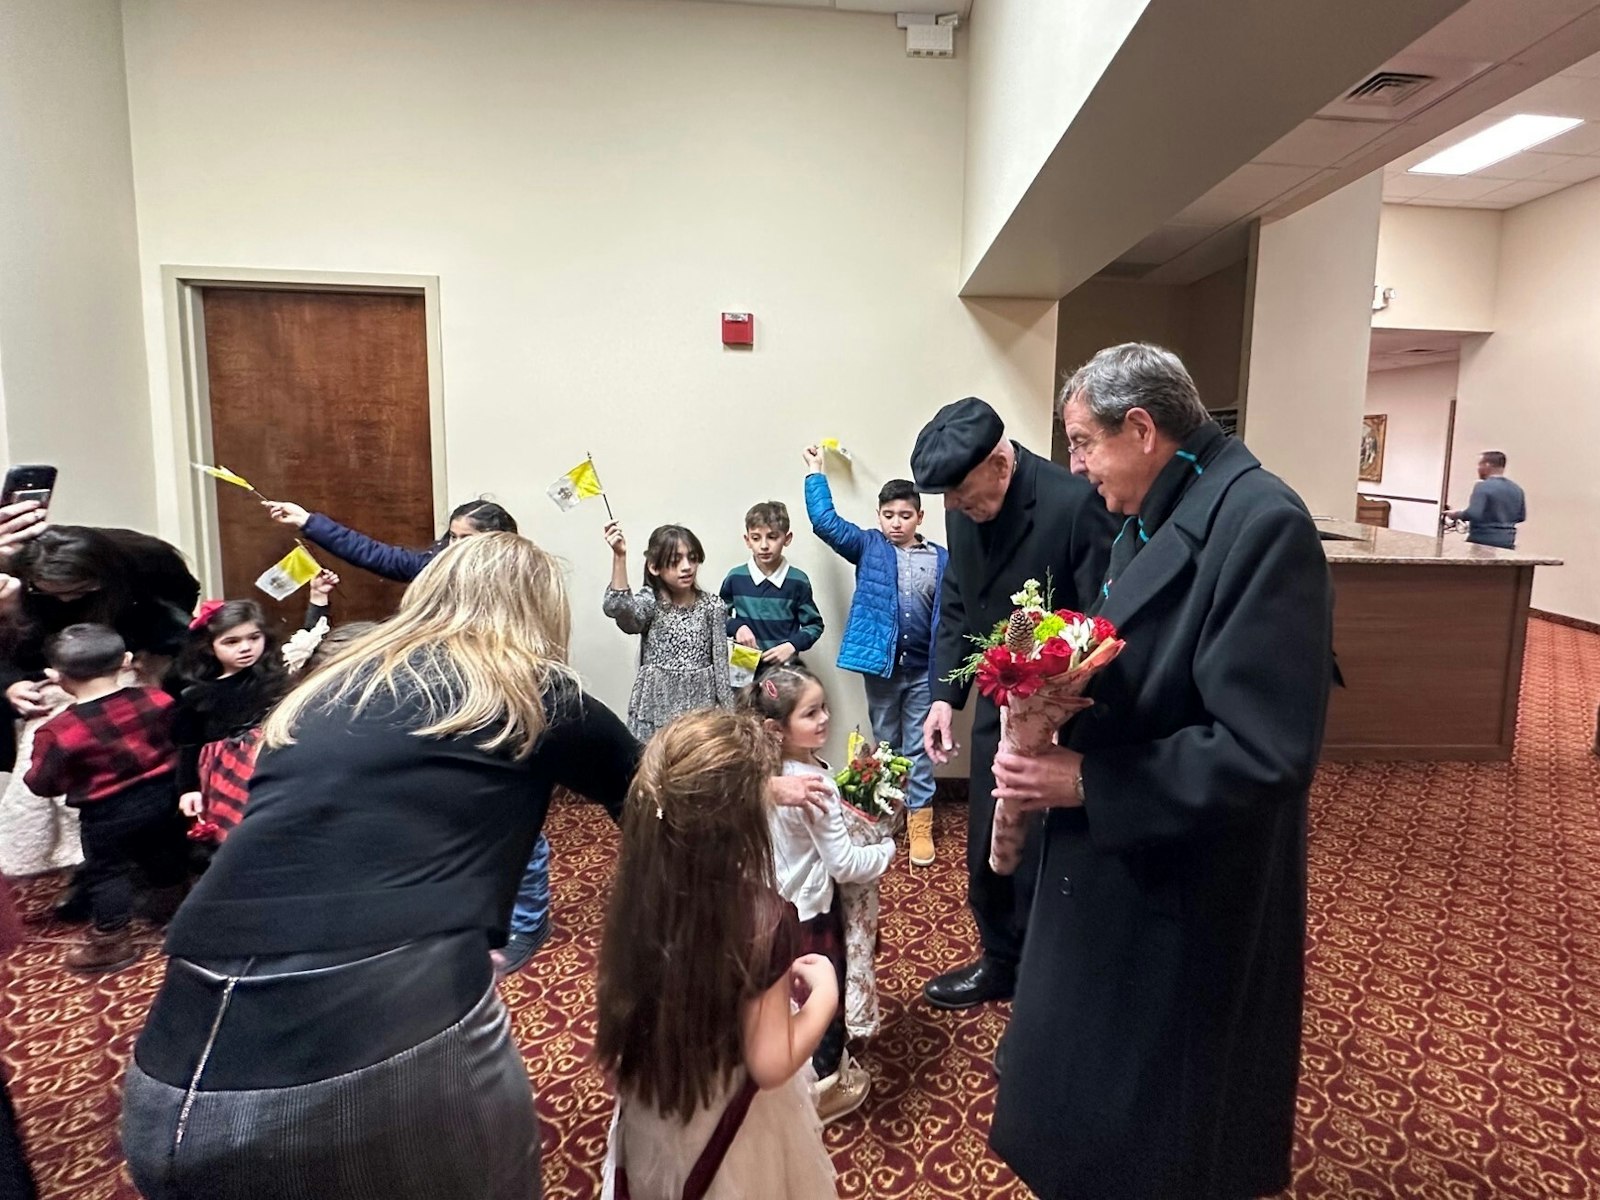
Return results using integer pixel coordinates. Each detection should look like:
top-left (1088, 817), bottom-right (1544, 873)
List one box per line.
top-left (729, 642), bottom-right (763, 688)
top-left (255, 544), bottom-right (322, 601)
top-left (547, 456), bottom-right (607, 513)
top-left (820, 438), bottom-right (853, 463)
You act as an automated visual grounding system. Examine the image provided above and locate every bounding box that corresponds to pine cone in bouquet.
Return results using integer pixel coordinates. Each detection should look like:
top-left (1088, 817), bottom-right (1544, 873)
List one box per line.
top-left (1004, 609), bottom-right (1036, 656)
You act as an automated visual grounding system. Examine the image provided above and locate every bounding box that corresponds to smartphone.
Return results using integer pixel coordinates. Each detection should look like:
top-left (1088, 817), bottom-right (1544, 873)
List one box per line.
top-left (1, 464), bottom-right (57, 510)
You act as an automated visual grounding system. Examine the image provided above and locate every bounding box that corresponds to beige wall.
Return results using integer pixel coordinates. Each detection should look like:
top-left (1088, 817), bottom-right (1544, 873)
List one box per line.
top-left (1244, 173), bottom-right (1384, 518)
top-left (960, 0), bottom-right (1150, 285)
top-left (1455, 178), bottom-right (1600, 620)
top-left (1373, 205), bottom-right (1501, 333)
top-left (1362, 361), bottom-right (1456, 535)
top-left (0, 0), bottom-right (155, 529)
top-left (119, 0), bottom-right (1058, 752)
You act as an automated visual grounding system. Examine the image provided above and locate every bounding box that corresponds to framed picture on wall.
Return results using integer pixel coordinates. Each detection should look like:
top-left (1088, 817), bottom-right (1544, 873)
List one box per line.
top-left (1359, 414), bottom-right (1387, 483)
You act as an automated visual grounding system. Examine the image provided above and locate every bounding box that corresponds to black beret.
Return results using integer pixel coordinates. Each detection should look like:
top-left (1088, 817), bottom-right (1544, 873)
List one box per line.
top-left (911, 397), bottom-right (1005, 491)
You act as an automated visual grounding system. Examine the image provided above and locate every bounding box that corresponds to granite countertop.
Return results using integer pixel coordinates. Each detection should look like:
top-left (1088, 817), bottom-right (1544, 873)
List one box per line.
top-left (1313, 518), bottom-right (1562, 566)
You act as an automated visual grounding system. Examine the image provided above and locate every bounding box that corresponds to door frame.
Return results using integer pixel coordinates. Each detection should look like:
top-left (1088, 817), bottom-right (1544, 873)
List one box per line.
top-left (160, 266), bottom-right (447, 595)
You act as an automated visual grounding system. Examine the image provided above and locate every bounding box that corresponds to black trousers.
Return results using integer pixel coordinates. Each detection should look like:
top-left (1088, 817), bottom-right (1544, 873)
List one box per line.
top-left (798, 898), bottom-right (846, 1077)
top-left (77, 777), bottom-right (187, 933)
top-left (966, 701), bottom-right (1040, 968)
top-left (0, 1068), bottom-right (36, 1200)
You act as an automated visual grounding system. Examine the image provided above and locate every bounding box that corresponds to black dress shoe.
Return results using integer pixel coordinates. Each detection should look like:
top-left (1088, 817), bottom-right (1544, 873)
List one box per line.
top-left (52, 884), bottom-right (91, 925)
top-left (923, 957), bottom-right (1016, 1010)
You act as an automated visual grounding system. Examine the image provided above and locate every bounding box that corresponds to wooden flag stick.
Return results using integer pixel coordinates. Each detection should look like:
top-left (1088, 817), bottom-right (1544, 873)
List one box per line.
top-left (588, 451), bottom-right (615, 520)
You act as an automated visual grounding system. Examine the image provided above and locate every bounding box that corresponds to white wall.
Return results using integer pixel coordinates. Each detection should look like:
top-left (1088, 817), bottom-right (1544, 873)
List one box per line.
top-left (1361, 360), bottom-right (1456, 535)
top-left (1455, 177), bottom-right (1600, 620)
top-left (960, 0), bottom-right (1149, 285)
top-left (0, 0), bottom-right (155, 528)
top-left (1244, 173), bottom-right (1384, 519)
top-left (120, 0), bottom-right (1058, 753)
top-left (1373, 205), bottom-right (1501, 333)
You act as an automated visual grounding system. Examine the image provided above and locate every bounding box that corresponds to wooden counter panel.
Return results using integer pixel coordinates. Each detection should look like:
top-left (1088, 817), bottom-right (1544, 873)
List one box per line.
top-left (1323, 563), bottom-right (1532, 761)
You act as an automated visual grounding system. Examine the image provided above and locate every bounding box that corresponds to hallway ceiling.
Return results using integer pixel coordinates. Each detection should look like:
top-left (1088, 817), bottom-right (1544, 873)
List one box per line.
top-left (1383, 49), bottom-right (1600, 208)
top-left (1101, 0), bottom-right (1600, 286)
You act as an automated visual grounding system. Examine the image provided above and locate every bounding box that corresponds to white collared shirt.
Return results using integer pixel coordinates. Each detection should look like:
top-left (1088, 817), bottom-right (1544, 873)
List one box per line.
top-left (746, 557), bottom-right (791, 590)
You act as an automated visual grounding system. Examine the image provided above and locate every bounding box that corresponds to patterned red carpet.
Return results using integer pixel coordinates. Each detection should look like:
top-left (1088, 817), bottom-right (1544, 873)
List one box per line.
top-left (3, 617), bottom-right (1599, 1198)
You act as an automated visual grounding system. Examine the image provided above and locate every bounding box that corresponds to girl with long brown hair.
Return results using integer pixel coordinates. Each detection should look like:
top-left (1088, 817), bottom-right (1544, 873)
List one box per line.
top-left (120, 533), bottom-right (639, 1200)
top-left (597, 709), bottom-right (839, 1200)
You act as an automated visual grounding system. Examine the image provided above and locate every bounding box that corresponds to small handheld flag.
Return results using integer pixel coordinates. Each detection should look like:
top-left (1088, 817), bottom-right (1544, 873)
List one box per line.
top-left (820, 438), bottom-right (853, 463)
top-left (193, 463), bottom-right (258, 492)
top-left (729, 642), bottom-right (762, 688)
top-left (254, 545), bottom-right (322, 601)
top-left (547, 454), bottom-right (612, 516)
top-left (846, 729), bottom-right (868, 762)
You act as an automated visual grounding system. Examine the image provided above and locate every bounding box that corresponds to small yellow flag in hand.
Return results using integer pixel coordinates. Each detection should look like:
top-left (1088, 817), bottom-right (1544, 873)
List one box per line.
top-left (548, 458), bottom-right (605, 512)
top-left (255, 545), bottom-right (321, 601)
top-left (192, 463), bottom-right (255, 491)
top-left (820, 438), bottom-right (853, 463)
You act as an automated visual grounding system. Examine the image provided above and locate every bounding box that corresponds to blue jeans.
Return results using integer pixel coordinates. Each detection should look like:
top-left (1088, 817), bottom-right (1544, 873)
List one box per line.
top-left (862, 664), bottom-right (934, 810)
top-left (509, 834), bottom-right (550, 935)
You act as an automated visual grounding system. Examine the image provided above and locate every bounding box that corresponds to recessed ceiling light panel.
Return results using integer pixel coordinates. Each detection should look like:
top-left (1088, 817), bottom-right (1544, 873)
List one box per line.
top-left (1409, 114), bottom-right (1583, 176)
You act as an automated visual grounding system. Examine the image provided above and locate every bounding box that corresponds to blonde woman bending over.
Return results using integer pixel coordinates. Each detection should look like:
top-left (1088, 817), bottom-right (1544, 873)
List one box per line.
top-left (120, 533), bottom-right (637, 1200)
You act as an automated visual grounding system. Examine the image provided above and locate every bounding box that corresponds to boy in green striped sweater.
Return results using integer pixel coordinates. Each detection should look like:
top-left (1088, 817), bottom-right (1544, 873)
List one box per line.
top-left (720, 500), bottom-right (825, 665)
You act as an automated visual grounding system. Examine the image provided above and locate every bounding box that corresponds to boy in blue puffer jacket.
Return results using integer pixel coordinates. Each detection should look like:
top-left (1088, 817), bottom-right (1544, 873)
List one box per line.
top-left (803, 445), bottom-right (946, 866)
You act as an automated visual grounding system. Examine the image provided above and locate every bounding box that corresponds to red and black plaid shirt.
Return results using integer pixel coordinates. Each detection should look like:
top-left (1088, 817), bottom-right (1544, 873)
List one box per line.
top-left (25, 687), bottom-right (178, 806)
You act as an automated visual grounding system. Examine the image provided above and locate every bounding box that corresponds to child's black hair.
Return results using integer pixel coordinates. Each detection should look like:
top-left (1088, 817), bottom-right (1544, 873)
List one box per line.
top-left (643, 525), bottom-right (706, 603)
top-left (738, 660), bottom-right (821, 727)
top-left (743, 501), bottom-right (790, 536)
top-left (45, 624), bottom-right (126, 682)
top-left (174, 600), bottom-right (287, 692)
top-left (448, 499), bottom-right (518, 535)
top-left (877, 479), bottom-right (921, 510)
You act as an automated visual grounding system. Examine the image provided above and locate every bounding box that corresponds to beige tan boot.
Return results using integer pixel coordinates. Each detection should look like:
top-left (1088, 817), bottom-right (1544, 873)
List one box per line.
top-left (907, 806), bottom-right (935, 867)
top-left (64, 926), bottom-right (139, 975)
top-left (813, 1050), bottom-right (871, 1125)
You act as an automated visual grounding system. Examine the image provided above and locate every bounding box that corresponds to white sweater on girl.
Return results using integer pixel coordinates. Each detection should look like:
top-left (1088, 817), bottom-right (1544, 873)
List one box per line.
top-left (771, 758), bottom-right (895, 922)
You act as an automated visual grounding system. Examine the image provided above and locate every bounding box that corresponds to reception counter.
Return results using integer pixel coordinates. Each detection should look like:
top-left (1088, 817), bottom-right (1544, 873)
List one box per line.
top-left (1317, 519), bottom-right (1561, 761)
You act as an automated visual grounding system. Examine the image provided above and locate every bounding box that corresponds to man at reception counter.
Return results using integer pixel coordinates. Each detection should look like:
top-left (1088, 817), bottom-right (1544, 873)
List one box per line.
top-left (1447, 451), bottom-right (1526, 550)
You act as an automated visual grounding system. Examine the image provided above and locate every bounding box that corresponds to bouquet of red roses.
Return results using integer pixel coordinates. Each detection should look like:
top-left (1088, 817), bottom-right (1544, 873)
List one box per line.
top-left (947, 577), bottom-right (1124, 874)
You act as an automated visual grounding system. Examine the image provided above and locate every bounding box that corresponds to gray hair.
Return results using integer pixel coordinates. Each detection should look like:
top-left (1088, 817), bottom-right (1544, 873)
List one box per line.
top-left (1059, 343), bottom-right (1209, 439)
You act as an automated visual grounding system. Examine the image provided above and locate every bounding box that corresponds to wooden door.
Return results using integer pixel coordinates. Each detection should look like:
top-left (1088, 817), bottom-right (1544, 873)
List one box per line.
top-left (201, 288), bottom-right (435, 631)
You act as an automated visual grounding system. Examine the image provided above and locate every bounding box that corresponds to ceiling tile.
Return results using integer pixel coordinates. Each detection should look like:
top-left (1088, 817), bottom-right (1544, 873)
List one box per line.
top-left (1559, 49), bottom-right (1600, 79)
top-left (1407, 1), bottom-right (1598, 61)
top-left (1383, 172), bottom-right (1442, 199)
top-left (1526, 150), bottom-right (1600, 180)
top-left (1256, 119), bottom-right (1387, 168)
top-left (1170, 163), bottom-right (1321, 225)
top-left (1479, 179), bottom-right (1565, 205)
top-left (1501, 72), bottom-right (1600, 120)
top-left (1416, 174), bottom-right (1516, 200)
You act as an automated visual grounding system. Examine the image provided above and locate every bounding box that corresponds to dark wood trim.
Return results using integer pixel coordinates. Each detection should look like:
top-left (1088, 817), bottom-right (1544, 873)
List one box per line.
top-left (1357, 492), bottom-right (1438, 505)
top-left (1499, 567), bottom-right (1534, 757)
top-left (1531, 608), bottom-right (1600, 635)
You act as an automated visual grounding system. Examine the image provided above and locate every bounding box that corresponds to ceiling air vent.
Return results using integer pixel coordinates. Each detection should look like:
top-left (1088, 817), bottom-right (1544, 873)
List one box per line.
top-left (1317, 56), bottom-right (1489, 124)
top-left (1344, 71), bottom-right (1435, 108)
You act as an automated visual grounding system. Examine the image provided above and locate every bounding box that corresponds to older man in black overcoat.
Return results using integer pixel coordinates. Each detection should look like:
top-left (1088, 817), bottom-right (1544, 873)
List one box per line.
top-left (988, 344), bottom-right (1334, 1199)
top-left (911, 398), bottom-right (1115, 1009)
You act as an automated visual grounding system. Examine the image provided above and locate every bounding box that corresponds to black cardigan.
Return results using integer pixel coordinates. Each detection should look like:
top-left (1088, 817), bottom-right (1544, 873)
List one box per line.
top-left (167, 682), bottom-right (638, 958)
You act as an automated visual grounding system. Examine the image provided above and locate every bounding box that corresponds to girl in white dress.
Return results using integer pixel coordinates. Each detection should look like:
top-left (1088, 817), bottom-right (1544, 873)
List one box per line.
top-left (598, 709), bottom-right (839, 1200)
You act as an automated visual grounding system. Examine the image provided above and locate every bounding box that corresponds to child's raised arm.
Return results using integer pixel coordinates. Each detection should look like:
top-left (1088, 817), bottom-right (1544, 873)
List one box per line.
top-left (602, 522), bottom-right (653, 635)
top-left (741, 953), bottom-right (838, 1090)
top-left (803, 451), bottom-right (868, 565)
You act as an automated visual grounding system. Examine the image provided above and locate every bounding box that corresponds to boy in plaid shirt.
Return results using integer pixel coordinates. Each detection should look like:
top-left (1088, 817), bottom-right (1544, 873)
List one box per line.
top-left (25, 624), bottom-right (187, 974)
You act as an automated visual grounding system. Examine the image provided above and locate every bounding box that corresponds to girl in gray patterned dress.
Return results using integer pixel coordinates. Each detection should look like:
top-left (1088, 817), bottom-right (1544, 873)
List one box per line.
top-left (603, 522), bottom-right (734, 740)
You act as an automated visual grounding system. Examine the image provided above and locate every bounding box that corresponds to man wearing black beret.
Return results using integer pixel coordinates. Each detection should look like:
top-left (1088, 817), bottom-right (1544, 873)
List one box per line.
top-left (913, 396), bottom-right (1115, 1009)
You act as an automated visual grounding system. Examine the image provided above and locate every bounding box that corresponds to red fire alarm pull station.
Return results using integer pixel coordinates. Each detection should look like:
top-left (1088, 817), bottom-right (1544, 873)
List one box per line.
top-left (721, 312), bottom-right (754, 347)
